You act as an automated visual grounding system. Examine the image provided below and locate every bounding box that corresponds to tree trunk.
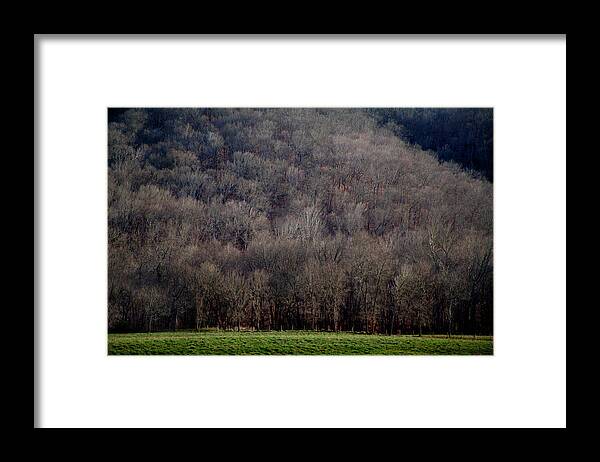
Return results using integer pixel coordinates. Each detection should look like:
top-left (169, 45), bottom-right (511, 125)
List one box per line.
top-left (447, 301), bottom-right (453, 338)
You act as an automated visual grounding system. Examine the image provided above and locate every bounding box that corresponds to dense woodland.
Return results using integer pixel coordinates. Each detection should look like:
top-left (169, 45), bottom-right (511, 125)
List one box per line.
top-left (108, 108), bottom-right (493, 335)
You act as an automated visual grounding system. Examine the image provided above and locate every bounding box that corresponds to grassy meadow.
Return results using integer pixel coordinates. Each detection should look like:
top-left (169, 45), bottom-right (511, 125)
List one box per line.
top-left (108, 330), bottom-right (493, 355)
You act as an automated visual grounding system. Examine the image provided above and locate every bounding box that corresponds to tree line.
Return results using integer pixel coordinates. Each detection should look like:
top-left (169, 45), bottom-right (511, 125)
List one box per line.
top-left (108, 108), bottom-right (493, 335)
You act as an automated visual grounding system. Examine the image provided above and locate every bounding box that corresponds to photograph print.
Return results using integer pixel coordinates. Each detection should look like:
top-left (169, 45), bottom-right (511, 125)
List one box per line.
top-left (107, 108), bottom-right (493, 355)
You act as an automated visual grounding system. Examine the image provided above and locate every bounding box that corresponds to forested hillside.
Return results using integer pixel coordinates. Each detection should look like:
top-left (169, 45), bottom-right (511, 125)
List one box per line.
top-left (108, 108), bottom-right (493, 335)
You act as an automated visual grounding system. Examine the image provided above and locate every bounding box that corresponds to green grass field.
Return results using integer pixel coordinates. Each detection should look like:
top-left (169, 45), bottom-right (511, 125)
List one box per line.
top-left (108, 330), bottom-right (493, 355)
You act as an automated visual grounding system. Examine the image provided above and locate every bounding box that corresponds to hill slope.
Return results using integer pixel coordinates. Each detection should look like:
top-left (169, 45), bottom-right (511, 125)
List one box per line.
top-left (108, 108), bottom-right (493, 335)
